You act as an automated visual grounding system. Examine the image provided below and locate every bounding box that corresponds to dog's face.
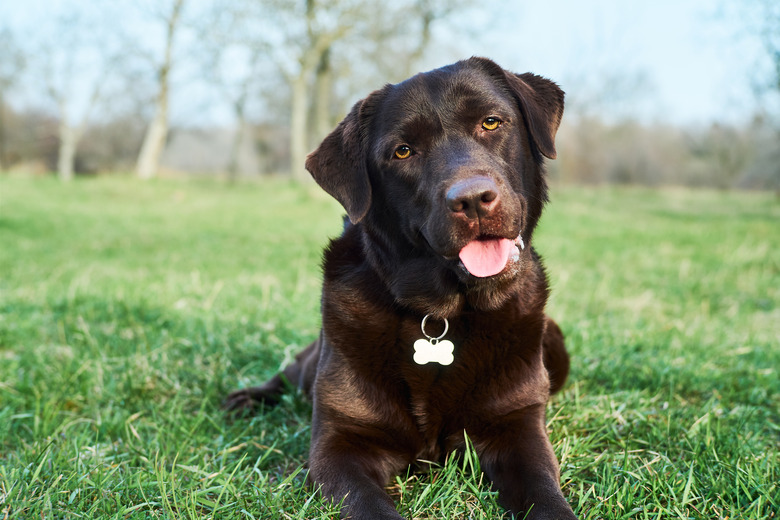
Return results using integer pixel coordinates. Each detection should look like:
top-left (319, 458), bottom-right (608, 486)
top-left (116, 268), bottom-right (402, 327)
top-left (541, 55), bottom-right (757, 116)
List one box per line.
top-left (307, 57), bottom-right (564, 316)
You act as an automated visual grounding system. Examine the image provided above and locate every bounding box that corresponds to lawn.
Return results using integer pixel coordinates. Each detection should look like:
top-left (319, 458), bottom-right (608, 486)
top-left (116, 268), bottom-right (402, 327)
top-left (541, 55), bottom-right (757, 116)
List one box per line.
top-left (0, 176), bottom-right (778, 519)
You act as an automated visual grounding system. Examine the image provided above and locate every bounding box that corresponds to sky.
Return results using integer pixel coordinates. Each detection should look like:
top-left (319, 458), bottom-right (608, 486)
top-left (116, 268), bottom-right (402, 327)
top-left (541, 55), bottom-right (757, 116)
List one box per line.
top-left (445, 0), bottom-right (773, 125)
top-left (1, 0), bottom-right (774, 127)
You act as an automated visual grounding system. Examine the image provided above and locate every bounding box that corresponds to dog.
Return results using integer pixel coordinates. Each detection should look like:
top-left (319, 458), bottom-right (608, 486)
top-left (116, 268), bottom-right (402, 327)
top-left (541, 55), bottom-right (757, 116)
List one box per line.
top-left (225, 57), bottom-right (577, 520)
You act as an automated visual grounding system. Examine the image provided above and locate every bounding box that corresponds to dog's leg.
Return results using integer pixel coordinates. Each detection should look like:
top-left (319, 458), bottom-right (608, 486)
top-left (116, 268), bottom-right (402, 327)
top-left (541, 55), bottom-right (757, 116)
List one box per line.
top-left (309, 434), bottom-right (407, 520)
top-left (542, 317), bottom-right (569, 394)
top-left (223, 335), bottom-right (321, 412)
top-left (475, 404), bottom-right (578, 520)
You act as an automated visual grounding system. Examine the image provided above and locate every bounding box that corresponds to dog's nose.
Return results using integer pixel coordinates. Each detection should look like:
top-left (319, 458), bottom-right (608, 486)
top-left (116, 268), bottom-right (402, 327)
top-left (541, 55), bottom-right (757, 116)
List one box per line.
top-left (446, 177), bottom-right (500, 219)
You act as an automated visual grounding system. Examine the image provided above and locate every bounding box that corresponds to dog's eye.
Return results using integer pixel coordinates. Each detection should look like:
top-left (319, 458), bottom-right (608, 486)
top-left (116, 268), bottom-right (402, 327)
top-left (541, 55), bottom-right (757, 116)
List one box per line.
top-left (394, 145), bottom-right (413, 160)
top-left (482, 117), bottom-right (502, 131)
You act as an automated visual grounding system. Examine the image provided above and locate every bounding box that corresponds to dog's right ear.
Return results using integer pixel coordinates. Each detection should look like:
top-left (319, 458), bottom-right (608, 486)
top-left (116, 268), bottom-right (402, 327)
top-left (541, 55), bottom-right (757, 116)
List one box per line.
top-left (306, 98), bottom-right (372, 224)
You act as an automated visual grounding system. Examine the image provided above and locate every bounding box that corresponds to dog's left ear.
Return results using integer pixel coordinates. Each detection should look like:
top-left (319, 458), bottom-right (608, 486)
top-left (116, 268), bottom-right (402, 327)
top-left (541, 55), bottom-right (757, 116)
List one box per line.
top-left (505, 72), bottom-right (565, 159)
top-left (306, 98), bottom-right (372, 223)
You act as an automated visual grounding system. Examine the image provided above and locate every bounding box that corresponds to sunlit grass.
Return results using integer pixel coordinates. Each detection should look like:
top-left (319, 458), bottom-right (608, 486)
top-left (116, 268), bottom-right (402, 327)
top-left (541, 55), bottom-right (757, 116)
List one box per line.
top-left (1, 176), bottom-right (777, 518)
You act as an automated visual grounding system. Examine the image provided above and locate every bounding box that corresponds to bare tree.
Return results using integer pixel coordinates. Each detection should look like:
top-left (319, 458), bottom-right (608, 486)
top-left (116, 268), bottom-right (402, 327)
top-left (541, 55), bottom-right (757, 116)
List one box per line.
top-left (746, 0), bottom-right (780, 191)
top-left (216, 0), bottom-right (353, 180)
top-left (306, 0), bottom-right (441, 149)
top-left (312, 48), bottom-right (334, 149)
top-left (755, 0), bottom-right (780, 97)
top-left (135, 0), bottom-right (187, 180)
top-left (49, 75), bottom-right (103, 181)
top-left (213, 46), bottom-right (267, 180)
top-left (224, 48), bottom-right (263, 179)
top-left (0, 28), bottom-right (26, 171)
top-left (28, 7), bottom-right (121, 180)
top-left (286, 1), bottom-right (353, 182)
top-left (196, 3), bottom-right (272, 180)
top-left (218, 0), bottom-right (476, 181)
top-left (305, 0), bottom-right (480, 177)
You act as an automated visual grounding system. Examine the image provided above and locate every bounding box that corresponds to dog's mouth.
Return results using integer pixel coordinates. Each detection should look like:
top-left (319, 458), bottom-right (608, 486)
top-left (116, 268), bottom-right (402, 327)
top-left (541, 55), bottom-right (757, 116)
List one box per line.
top-left (457, 234), bottom-right (524, 278)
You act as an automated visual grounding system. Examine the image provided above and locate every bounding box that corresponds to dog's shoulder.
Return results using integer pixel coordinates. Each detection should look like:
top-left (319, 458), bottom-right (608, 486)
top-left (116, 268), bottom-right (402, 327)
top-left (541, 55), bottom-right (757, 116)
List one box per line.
top-left (322, 220), bottom-right (365, 279)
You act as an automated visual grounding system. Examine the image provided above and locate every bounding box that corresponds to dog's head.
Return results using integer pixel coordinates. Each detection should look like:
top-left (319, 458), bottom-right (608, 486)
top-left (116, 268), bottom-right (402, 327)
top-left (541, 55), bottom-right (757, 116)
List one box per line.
top-left (307, 57), bottom-right (564, 317)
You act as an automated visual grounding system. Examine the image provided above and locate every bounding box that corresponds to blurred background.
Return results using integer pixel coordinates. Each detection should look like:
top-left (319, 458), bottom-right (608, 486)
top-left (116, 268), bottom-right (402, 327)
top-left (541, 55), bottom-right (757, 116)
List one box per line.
top-left (0, 0), bottom-right (778, 189)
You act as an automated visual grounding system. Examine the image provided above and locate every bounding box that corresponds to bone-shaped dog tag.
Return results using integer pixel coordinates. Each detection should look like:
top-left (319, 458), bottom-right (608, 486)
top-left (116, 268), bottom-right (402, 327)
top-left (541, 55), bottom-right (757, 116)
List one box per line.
top-left (413, 338), bottom-right (454, 366)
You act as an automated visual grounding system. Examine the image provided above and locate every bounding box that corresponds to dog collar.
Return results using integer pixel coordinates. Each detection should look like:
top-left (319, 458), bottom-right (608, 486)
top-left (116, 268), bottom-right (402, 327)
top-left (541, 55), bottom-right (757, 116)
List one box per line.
top-left (413, 315), bottom-right (454, 366)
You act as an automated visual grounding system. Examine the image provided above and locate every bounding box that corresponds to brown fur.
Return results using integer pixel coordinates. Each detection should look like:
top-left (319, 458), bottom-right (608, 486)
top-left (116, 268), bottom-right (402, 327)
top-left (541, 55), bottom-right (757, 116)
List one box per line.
top-left (225, 57), bottom-right (577, 520)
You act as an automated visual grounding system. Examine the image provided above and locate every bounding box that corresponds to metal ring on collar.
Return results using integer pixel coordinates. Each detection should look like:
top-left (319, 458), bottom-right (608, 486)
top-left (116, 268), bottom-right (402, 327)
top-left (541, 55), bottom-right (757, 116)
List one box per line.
top-left (420, 314), bottom-right (449, 341)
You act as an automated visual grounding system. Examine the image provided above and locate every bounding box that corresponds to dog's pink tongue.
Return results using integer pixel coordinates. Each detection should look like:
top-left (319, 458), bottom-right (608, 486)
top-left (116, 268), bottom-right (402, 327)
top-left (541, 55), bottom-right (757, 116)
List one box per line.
top-left (458, 239), bottom-right (514, 277)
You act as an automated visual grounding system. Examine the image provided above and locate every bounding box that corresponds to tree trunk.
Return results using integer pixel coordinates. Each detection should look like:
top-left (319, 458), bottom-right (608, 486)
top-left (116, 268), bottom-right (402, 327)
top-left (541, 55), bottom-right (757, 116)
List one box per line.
top-left (286, 0), bottom-right (347, 182)
top-left (136, 103), bottom-right (168, 180)
top-left (50, 63), bottom-right (103, 181)
top-left (57, 123), bottom-right (78, 181)
top-left (313, 48), bottom-right (333, 147)
top-left (226, 88), bottom-right (249, 182)
top-left (289, 43), bottom-right (338, 181)
top-left (134, 0), bottom-right (184, 179)
top-left (227, 118), bottom-right (245, 182)
top-left (289, 71), bottom-right (310, 182)
top-left (0, 93), bottom-right (7, 171)
top-left (55, 96), bottom-right (84, 182)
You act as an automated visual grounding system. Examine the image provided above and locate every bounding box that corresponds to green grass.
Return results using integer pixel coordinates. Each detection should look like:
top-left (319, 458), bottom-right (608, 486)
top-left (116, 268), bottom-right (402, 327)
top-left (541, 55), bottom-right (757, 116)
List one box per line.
top-left (0, 176), bottom-right (778, 519)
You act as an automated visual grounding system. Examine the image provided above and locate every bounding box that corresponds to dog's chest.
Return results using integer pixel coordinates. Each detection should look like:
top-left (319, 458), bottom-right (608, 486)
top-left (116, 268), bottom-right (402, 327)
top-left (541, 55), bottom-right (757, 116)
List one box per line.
top-left (408, 387), bottom-right (465, 462)
top-left (401, 353), bottom-right (492, 461)
top-left (399, 322), bottom-right (545, 461)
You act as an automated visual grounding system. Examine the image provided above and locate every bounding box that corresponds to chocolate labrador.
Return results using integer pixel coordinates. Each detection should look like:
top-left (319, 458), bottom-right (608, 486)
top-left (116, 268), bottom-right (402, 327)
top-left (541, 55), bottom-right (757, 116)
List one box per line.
top-left (225, 57), bottom-right (577, 520)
